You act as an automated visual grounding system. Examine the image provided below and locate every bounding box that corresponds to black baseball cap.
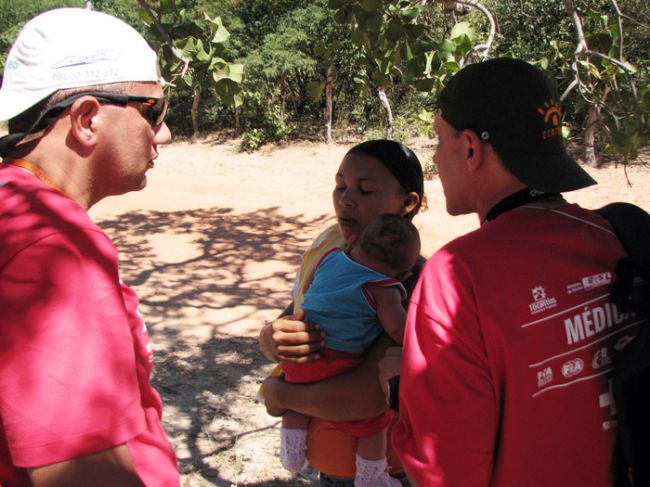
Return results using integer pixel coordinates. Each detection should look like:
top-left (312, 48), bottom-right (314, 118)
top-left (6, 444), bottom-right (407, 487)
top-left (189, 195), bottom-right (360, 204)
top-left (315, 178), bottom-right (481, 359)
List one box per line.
top-left (437, 58), bottom-right (596, 193)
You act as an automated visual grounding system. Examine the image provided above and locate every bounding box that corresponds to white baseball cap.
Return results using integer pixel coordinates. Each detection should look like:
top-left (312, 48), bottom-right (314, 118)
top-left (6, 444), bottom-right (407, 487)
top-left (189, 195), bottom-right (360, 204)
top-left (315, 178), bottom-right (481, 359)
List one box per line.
top-left (0, 8), bottom-right (159, 122)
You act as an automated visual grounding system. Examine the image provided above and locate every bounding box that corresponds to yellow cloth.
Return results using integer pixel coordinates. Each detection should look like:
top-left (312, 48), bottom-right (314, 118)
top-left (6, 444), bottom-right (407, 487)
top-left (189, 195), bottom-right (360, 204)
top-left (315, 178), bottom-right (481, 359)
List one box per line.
top-left (291, 224), bottom-right (346, 312)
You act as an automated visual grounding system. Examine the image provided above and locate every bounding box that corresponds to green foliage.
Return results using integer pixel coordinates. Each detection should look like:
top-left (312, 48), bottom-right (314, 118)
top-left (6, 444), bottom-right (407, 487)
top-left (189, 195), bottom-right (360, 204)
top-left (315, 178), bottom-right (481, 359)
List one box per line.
top-left (240, 128), bottom-right (266, 151)
top-left (1, 0), bottom-right (647, 160)
top-left (491, 0), bottom-right (649, 162)
top-left (142, 4), bottom-right (243, 107)
top-left (0, 0), bottom-right (83, 72)
top-left (238, 90), bottom-right (297, 150)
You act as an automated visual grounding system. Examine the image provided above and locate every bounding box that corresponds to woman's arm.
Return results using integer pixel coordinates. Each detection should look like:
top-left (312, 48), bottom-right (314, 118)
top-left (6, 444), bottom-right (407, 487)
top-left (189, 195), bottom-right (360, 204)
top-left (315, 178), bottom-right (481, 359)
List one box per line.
top-left (263, 333), bottom-right (393, 421)
top-left (259, 305), bottom-right (325, 363)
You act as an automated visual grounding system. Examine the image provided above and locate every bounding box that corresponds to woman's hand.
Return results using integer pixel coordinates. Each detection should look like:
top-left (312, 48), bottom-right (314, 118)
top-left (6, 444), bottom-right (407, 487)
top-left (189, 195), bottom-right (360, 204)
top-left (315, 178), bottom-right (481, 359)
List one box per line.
top-left (261, 375), bottom-right (288, 417)
top-left (378, 346), bottom-right (402, 395)
top-left (259, 309), bottom-right (325, 363)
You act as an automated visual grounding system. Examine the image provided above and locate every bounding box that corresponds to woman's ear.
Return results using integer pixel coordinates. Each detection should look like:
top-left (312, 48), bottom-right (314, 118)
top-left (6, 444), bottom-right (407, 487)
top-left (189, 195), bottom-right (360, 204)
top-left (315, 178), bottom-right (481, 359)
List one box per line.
top-left (402, 192), bottom-right (420, 216)
top-left (69, 96), bottom-right (101, 148)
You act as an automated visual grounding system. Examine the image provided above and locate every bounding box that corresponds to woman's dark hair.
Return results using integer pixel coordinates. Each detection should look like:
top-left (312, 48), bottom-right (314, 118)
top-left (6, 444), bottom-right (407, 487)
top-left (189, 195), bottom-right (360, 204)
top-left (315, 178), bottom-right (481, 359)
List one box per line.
top-left (346, 140), bottom-right (426, 220)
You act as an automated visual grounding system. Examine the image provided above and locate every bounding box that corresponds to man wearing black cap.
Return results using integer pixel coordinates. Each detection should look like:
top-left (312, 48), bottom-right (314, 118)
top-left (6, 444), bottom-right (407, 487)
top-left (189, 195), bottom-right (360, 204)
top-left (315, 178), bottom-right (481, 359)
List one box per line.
top-left (390, 58), bottom-right (641, 485)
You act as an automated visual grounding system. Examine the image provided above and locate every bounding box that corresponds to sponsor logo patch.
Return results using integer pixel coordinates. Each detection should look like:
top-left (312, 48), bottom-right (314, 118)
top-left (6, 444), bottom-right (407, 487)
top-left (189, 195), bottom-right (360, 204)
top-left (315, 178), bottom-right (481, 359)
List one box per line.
top-left (561, 358), bottom-right (584, 378)
top-left (528, 285), bottom-right (558, 314)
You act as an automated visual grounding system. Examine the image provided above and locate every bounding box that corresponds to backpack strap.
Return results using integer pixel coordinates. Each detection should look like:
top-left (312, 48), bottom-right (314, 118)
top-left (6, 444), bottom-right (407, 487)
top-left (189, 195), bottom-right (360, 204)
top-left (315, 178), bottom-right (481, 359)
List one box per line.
top-left (596, 202), bottom-right (650, 487)
top-left (597, 203), bottom-right (650, 315)
top-left (597, 202), bottom-right (650, 266)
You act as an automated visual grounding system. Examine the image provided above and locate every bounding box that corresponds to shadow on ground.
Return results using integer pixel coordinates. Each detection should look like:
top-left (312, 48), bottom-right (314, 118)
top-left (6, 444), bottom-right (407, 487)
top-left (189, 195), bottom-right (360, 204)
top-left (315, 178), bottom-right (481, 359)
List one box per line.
top-left (96, 206), bottom-right (332, 486)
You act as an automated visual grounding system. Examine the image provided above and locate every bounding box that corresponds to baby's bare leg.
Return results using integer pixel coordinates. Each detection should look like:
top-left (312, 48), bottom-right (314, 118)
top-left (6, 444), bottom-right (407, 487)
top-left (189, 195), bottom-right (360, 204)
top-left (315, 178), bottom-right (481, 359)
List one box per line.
top-left (357, 430), bottom-right (387, 460)
top-left (282, 409), bottom-right (310, 429)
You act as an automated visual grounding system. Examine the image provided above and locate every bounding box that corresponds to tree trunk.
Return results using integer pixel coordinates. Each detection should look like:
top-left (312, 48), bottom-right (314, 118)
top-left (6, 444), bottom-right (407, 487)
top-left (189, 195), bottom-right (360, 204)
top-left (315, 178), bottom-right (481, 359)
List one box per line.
top-left (377, 86), bottom-right (394, 140)
top-left (191, 87), bottom-right (201, 138)
top-left (324, 64), bottom-right (334, 144)
top-left (584, 107), bottom-right (600, 168)
top-left (234, 106), bottom-right (241, 136)
top-left (279, 72), bottom-right (287, 117)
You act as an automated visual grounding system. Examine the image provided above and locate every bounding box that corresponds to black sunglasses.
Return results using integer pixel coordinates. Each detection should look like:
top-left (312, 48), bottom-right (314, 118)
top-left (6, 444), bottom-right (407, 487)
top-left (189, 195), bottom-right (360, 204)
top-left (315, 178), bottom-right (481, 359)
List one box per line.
top-left (0, 91), bottom-right (169, 156)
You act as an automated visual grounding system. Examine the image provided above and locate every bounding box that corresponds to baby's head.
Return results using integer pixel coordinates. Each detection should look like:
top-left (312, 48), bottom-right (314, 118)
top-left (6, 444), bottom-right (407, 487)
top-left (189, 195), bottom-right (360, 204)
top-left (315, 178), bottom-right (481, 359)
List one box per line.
top-left (350, 214), bottom-right (421, 279)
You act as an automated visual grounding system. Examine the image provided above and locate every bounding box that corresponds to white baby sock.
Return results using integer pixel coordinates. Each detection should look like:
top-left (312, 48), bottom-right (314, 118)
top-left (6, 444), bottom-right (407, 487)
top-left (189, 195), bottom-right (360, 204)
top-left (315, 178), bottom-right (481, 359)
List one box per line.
top-left (280, 427), bottom-right (308, 472)
top-left (354, 455), bottom-right (402, 487)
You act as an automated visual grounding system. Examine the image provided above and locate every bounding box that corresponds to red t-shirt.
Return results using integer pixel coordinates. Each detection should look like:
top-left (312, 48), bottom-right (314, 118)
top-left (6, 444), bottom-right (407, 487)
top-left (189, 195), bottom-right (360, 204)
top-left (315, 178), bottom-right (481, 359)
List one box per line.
top-left (0, 164), bottom-right (179, 486)
top-left (394, 203), bottom-right (644, 486)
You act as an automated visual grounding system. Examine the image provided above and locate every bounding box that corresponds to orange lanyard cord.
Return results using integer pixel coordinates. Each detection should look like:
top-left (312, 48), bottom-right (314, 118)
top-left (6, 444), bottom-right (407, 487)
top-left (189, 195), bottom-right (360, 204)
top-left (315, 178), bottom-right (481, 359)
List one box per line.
top-left (3, 159), bottom-right (67, 196)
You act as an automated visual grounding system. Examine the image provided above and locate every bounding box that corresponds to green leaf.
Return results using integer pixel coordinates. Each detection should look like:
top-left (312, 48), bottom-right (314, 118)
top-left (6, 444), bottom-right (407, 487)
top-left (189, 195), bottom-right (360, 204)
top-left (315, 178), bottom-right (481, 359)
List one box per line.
top-left (160, 0), bottom-right (176, 15)
top-left (211, 17), bottom-right (231, 44)
top-left (444, 60), bottom-right (461, 73)
top-left (364, 14), bottom-right (383, 33)
top-left (455, 33), bottom-right (473, 54)
top-left (232, 92), bottom-right (244, 109)
top-left (599, 15), bottom-right (608, 30)
top-left (386, 20), bottom-right (403, 43)
top-left (175, 36), bottom-right (197, 54)
top-left (403, 38), bottom-right (413, 61)
top-left (450, 22), bottom-right (473, 42)
top-left (196, 47), bottom-right (212, 63)
top-left (440, 39), bottom-right (457, 54)
top-left (400, 7), bottom-right (421, 21)
top-left (562, 125), bottom-right (571, 139)
top-left (181, 71), bottom-right (193, 87)
top-left (212, 63), bottom-right (244, 83)
top-left (227, 63), bottom-right (245, 83)
top-left (360, 0), bottom-right (382, 13)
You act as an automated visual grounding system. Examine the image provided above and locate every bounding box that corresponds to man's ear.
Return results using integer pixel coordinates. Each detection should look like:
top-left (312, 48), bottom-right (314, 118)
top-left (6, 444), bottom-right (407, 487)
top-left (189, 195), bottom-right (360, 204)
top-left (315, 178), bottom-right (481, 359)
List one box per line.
top-left (69, 96), bottom-right (101, 148)
top-left (462, 128), bottom-right (484, 174)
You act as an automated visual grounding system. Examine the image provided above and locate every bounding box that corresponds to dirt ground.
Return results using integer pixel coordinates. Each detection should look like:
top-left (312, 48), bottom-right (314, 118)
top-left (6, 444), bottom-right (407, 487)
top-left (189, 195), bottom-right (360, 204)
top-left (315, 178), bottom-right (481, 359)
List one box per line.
top-left (88, 135), bottom-right (650, 487)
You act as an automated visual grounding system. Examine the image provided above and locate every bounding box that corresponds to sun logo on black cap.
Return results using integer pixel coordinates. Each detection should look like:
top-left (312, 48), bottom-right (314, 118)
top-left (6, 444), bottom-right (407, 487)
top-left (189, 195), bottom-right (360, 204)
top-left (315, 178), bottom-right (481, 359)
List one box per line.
top-left (538, 99), bottom-right (562, 139)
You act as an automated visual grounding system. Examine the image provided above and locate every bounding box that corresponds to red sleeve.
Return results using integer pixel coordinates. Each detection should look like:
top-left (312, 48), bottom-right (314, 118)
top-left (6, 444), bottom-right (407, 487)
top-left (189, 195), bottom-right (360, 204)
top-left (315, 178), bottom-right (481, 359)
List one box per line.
top-left (0, 230), bottom-right (145, 467)
top-left (392, 249), bottom-right (497, 486)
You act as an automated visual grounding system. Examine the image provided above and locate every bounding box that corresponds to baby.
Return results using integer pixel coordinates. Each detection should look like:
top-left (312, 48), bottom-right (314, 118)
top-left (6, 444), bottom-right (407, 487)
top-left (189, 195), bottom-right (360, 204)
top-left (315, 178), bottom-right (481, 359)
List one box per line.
top-left (280, 214), bottom-right (421, 487)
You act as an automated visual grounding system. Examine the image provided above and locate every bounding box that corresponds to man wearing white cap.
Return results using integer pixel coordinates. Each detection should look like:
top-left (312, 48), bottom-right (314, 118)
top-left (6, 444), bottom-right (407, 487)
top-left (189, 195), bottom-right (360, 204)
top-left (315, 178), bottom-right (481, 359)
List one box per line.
top-left (0, 8), bottom-right (178, 487)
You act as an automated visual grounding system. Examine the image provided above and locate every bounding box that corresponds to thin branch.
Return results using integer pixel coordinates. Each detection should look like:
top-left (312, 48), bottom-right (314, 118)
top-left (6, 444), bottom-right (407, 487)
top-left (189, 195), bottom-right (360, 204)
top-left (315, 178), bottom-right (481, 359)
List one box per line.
top-left (619, 12), bottom-right (650, 29)
top-left (560, 78), bottom-right (578, 102)
top-left (455, 0), bottom-right (496, 62)
top-left (584, 49), bottom-right (635, 73)
top-left (610, 0), bottom-right (624, 60)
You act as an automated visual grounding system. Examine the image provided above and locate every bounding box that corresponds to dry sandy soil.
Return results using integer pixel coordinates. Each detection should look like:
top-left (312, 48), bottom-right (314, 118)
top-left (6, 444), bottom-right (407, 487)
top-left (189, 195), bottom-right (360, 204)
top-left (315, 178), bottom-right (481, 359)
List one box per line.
top-left (88, 135), bottom-right (650, 487)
